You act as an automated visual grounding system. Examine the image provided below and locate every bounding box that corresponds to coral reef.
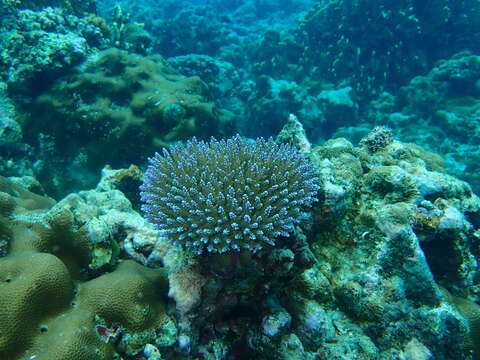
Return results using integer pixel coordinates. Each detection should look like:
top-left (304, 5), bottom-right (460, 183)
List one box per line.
top-left (0, 175), bottom-right (173, 360)
top-left (1, 127), bottom-right (479, 359)
top-left (134, 126), bottom-right (479, 359)
top-left (25, 48), bottom-right (235, 196)
top-left (364, 52), bottom-right (480, 194)
top-left (0, 4), bottom-right (155, 103)
top-left (6, 0), bottom-right (478, 199)
top-left (305, 133), bottom-right (479, 359)
top-left (0, 0), bottom-right (96, 16)
top-left (140, 135), bottom-right (319, 254)
top-left (0, 7), bottom-right (110, 100)
top-left (1, 1), bottom-right (480, 359)
top-left (98, 0), bottom-right (318, 138)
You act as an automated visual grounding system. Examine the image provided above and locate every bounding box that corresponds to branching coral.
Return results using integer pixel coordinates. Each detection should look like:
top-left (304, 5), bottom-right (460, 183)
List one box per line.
top-left (140, 135), bottom-right (319, 254)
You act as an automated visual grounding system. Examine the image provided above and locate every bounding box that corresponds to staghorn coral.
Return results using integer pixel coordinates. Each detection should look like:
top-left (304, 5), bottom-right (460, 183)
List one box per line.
top-left (140, 135), bottom-right (319, 254)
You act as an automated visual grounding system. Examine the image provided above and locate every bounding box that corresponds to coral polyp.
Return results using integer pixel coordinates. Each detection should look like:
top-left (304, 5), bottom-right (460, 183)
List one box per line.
top-left (140, 135), bottom-right (319, 254)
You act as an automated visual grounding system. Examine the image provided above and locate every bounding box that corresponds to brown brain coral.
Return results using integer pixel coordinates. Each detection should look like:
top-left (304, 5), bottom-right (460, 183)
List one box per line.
top-left (0, 176), bottom-right (170, 360)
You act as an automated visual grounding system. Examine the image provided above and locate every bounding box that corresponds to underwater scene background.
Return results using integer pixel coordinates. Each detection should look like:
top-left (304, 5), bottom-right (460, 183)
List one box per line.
top-left (1, 0), bottom-right (480, 359)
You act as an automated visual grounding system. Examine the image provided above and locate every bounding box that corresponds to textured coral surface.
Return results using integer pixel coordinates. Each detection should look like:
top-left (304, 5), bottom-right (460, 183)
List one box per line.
top-left (29, 48), bottom-right (234, 170)
top-left (0, 1), bottom-right (480, 359)
top-left (0, 176), bottom-right (169, 360)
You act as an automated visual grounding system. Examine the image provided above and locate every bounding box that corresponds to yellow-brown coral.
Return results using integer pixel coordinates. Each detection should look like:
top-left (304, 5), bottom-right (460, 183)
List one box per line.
top-left (0, 176), bottom-right (169, 360)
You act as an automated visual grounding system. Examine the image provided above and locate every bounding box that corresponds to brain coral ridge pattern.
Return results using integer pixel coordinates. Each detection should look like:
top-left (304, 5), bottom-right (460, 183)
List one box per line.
top-left (140, 135), bottom-right (319, 254)
top-left (0, 176), bottom-right (169, 360)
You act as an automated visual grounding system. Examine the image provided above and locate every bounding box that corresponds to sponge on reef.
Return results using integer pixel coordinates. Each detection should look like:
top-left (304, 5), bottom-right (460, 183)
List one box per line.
top-left (0, 176), bottom-right (169, 360)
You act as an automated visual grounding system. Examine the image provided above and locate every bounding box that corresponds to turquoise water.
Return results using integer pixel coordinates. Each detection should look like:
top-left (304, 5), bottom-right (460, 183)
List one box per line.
top-left (1, 1), bottom-right (480, 360)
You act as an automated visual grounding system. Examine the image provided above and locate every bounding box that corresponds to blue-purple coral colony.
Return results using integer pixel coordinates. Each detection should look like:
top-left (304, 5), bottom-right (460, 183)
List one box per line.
top-left (140, 135), bottom-right (319, 254)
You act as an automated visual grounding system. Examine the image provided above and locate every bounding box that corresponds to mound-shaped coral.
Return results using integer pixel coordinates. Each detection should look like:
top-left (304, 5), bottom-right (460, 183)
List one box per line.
top-left (28, 48), bottom-right (235, 176)
top-left (140, 135), bottom-right (319, 254)
top-left (0, 176), bottom-right (170, 360)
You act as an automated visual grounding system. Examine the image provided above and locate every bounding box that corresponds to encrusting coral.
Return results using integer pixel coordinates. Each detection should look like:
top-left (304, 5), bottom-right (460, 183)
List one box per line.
top-left (140, 134), bottom-right (319, 254)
